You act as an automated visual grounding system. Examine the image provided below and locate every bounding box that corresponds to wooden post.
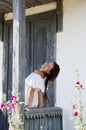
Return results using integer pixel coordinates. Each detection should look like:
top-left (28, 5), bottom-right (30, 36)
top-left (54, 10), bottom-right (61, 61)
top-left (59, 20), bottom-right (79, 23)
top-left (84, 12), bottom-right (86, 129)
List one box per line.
top-left (0, 14), bottom-right (4, 103)
top-left (56, 0), bottom-right (63, 32)
top-left (12, 0), bottom-right (25, 124)
top-left (13, 0), bottom-right (25, 101)
top-left (0, 16), bottom-right (3, 103)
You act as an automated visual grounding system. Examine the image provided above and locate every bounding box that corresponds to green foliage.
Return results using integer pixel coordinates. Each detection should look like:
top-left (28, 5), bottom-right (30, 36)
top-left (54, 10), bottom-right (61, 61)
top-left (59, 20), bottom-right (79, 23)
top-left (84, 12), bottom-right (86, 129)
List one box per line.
top-left (0, 83), bottom-right (24, 130)
top-left (70, 70), bottom-right (86, 130)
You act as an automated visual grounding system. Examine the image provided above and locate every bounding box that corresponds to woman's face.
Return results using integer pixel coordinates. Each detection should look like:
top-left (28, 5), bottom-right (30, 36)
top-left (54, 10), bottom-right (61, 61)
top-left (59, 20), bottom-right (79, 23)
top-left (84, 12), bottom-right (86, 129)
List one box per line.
top-left (41, 62), bottom-right (54, 74)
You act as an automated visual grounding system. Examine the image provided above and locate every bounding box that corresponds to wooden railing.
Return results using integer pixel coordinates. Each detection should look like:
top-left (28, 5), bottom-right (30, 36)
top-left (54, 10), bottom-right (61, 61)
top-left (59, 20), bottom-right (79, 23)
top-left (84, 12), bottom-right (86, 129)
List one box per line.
top-left (25, 107), bottom-right (63, 130)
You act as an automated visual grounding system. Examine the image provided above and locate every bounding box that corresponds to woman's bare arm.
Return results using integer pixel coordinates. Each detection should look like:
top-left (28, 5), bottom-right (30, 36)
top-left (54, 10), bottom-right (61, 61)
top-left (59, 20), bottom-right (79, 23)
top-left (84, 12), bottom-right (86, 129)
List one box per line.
top-left (38, 89), bottom-right (43, 108)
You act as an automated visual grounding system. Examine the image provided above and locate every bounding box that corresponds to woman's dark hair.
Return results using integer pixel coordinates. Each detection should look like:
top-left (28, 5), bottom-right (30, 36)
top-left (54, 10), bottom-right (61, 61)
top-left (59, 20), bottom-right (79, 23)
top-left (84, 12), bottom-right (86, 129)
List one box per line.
top-left (44, 61), bottom-right (60, 103)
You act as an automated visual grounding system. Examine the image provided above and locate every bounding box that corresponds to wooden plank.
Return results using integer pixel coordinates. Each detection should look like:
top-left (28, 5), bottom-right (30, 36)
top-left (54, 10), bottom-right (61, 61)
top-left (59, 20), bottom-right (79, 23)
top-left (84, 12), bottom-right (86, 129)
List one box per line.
top-left (12, 0), bottom-right (26, 126)
top-left (25, 107), bottom-right (63, 130)
top-left (44, 117), bottom-right (48, 130)
top-left (26, 0), bottom-right (42, 8)
top-left (1, 21), bottom-right (13, 100)
top-left (35, 0), bottom-right (55, 4)
top-left (0, 23), bottom-right (2, 40)
top-left (24, 119), bottom-right (29, 130)
top-left (0, 5), bottom-right (11, 13)
top-left (4, 2), bottom-right (57, 20)
top-left (26, 0), bottom-right (40, 5)
top-left (25, 22), bottom-right (34, 74)
top-left (26, 2), bottom-right (57, 17)
top-left (0, 22), bottom-right (3, 103)
top-left (0, 0), bottom-right (55, 14)
top-left (2, 22), bottom-right (9, 95)
top-left (26, 0), bottom-right (55, 4)
top-left (0, 0), bottom-right (12, 13)
top-left (7, 24), bottom-right (13, 99)
top-left (0, 1), bottom-right (12, 8)
top-left (34, 118), bottom-right (39, 130)
top-left (56, 0), bottom-right (63, 32)
top-left (3, 0), bottom-right (12, 4)
top-left (13, 0), bottom-right (25, 100)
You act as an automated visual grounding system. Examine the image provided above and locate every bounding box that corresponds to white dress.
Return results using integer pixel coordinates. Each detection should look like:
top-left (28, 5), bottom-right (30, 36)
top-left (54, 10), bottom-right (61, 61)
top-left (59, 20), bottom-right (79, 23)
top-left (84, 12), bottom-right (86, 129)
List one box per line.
top-left (25, 72), bottom-right (45, 107)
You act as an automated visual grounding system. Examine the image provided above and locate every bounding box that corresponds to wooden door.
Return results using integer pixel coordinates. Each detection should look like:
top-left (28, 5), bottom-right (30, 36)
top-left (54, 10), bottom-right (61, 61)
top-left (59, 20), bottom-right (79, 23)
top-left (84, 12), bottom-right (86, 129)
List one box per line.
top-left (3, 22), bottom-right (13, 100)
top-left (25, 11), bottom-right (56, 106)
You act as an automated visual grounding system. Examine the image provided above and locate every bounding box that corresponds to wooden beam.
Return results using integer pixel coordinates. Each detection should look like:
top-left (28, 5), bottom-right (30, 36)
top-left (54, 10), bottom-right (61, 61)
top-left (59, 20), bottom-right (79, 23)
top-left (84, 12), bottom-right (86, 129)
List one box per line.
top-left (26, 1), bottom-right (57, 16)
top-left (0, 1), bottom-right (12, 8)
top-left (13, 0), bottom-right (25, 101)
top-left (56, 0), bottom-right (63, 32)
top-left (0, 38), bottom-right (3, 104)
top-left (4, 2), bottom-right (57, 21)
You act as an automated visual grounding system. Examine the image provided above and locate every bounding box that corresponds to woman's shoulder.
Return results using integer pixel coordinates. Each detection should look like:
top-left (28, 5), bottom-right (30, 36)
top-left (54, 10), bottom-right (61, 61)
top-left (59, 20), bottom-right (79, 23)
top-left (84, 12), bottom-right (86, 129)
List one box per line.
top-left (25, 70), bottom-right (45, 82)
top-left (25, 71), bottom-right (42, 80)
top-left (34, 70), bottom-right (45, 79)
top-left (25, 72), bottom-right (34, 80)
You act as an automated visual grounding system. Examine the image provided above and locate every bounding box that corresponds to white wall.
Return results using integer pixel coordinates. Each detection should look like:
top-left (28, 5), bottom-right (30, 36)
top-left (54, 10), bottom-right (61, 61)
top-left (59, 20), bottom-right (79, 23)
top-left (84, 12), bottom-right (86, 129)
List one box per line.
top-left (56, 0), bottom-right (86, 130)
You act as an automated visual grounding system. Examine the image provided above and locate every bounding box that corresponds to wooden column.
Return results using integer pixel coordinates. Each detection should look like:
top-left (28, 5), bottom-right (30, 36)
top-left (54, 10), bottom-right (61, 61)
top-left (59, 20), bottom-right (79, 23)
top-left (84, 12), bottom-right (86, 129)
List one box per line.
top-left (56, 0), bottom-right (63, 32)
top-left (13, 0), bottom-right (25, 103)
top-left (0, 14), bottom-right (3, 103)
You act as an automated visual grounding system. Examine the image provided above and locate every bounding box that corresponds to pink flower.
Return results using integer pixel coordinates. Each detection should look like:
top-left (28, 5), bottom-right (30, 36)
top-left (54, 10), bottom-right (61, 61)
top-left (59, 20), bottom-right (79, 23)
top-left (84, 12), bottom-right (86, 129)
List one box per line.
top-left (6, 106), bottom-right (12, 111)
top-left (72, 105), bottom-right (77, 109)
top-left (0, 103), bottom-right (6, 110)
top-left (76, 81), bottom-right (80, 85)
top-left (75, 81), bottom-right (83, 89)
top-left (11, 103), bottom-right (16, 109)
top-left (73, 111), bottom-right (78, 117)
top-left (80, 84), bottom-right (83, 88)
top-left (11, 95), bottom-right (16, 101)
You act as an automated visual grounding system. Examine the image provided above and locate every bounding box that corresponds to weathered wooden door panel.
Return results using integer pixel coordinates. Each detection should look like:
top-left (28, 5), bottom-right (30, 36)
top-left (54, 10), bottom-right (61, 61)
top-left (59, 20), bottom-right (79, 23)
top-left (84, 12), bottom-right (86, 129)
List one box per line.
top-left (31, 19), bottom-right (47, 70)
top-left (0, 23), bottom-right (2, 40)
top-left (7, 25), bottom-right (13, 99)
top-left (26, 11), bottom-right (56, 106)
top-left (3, 22), bottom-right (13, 100)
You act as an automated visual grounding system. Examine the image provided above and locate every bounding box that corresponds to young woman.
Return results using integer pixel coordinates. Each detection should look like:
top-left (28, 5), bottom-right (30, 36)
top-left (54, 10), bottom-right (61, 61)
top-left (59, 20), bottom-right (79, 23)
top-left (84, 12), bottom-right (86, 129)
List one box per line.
top-left (25, 61), bottom-right (60, 108)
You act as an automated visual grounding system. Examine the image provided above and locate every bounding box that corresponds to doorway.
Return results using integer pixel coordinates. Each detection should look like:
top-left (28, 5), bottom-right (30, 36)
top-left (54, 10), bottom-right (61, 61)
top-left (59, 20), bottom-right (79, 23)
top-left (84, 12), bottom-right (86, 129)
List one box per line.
top-left (25, 11), bottom-right (57, 106)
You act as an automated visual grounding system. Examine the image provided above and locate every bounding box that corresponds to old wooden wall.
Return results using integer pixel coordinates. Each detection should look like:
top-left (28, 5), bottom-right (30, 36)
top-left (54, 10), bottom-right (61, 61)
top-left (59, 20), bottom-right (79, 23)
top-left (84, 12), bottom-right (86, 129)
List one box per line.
top-left (0, 14), bottom-right (3, 103)
top-left (25, 107), bottom-right (63, 130)
top-left (0, 25), bottom-right (2, 40)
top-left (2, 21), bottom-right (13, 99)
top-left (3, 10), bottom-right (57, 106)
top-left (0, 13), bottom-right (9, 130)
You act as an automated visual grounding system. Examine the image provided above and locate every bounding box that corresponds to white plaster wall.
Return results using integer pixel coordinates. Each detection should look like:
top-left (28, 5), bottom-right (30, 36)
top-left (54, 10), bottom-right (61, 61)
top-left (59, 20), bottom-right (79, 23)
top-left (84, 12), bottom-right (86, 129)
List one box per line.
top-left (56, 0), bottom-right (86, 130)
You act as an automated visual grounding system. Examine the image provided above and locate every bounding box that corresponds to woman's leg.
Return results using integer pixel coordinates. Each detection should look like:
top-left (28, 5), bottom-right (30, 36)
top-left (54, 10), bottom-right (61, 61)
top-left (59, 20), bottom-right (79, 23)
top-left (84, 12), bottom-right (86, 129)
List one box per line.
top-left (38, 90), bottom-right (43, 108)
